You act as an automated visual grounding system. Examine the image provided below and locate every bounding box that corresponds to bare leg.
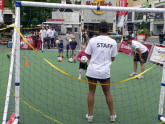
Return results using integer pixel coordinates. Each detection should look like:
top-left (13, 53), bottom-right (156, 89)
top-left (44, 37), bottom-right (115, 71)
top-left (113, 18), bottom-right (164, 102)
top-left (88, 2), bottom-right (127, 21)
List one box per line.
top-left (78, 69), bottom-right (82, 79)
top-left (140, 62), bottom-right (145, 73)
top-left (101, 79), bottom-right (115, 115)
top-left (87, 78), bottom-right (97, 116)
top-left (62, 52), bottom-right (63, 58)
top-left (133, 61), bottom-right (137, 73)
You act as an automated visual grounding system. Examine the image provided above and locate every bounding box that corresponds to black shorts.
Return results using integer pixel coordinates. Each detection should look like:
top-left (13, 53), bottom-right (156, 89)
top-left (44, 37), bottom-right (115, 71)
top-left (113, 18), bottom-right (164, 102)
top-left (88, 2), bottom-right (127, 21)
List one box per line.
top-left (79, 63), bottom-right (88, 70)
top-left (86, 76), bottom-right (110, 83)
top-left (134, 51), bottom-right (148, 63)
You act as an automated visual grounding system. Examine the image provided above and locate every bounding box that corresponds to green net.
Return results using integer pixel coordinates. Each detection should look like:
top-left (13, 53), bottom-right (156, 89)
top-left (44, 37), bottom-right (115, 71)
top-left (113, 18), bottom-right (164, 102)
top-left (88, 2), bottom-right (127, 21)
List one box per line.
top-left (1, 3), bottom-right (165, 124)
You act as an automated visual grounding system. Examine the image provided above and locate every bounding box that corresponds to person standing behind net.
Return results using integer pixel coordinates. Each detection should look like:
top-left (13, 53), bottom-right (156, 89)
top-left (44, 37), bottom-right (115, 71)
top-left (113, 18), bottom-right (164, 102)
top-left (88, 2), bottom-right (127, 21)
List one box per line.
top-left (50, 27), bottom-right (55, 48)
top-left (40, 26), bottom-right (47, 51)
top-left (69, 35), bottom-right (77, 63)
top-left (46, 26), bottom-right (52, 49)
top-left (57, 36), bottom-right (64, 59)
top-left (54, 27), bottom-right (58, 48)
top-left (77, 45), bottom-right (88, 79)
top-left (85, 21), bottom-right (117, 122)
top-left (126, 35), bottom-right (149, 79)
top-left (65, 30), bottom-right (73, 58)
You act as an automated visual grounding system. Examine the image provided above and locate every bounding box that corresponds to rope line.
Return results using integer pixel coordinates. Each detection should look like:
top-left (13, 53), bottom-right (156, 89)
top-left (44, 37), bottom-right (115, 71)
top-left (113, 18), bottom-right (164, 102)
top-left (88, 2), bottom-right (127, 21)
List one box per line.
top-left (13, 25), bottom-right (162, 85)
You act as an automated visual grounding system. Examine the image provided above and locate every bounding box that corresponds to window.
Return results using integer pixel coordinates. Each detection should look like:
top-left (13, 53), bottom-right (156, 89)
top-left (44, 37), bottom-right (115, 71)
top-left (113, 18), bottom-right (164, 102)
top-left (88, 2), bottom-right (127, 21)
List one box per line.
top-left (155, 5), bottom-right (164, 20)
top-left (127, 12), bottom-right (132, 21)
top-left (135, 12), bottom-right (144, 20)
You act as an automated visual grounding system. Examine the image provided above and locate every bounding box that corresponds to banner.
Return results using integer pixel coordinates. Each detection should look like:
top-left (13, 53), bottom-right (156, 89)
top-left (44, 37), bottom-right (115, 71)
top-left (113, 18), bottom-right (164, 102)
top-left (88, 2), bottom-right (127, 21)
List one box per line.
top-left (0, 0), bottom-right (4, 10)
top-left (117, 0), bottom-right (127, 27)
top-left (20, 36), bottom-right (41, 50)
top-left (83, 0), bottom-right (115, 23)
top-left (0, 9), bottom-right (3, 22)
top-left (119, 41), bottom-right (132, 54)
top-left (119, 41), bottom-right (152, 55)
top-left (149, 45), bottom-right (165, 65)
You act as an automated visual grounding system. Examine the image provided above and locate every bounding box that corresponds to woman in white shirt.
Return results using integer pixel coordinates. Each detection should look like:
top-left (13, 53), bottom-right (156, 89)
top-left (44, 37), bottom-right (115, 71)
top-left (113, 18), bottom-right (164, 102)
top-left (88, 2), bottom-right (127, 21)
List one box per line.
top-left (85, 21), bottom-right (117, 122)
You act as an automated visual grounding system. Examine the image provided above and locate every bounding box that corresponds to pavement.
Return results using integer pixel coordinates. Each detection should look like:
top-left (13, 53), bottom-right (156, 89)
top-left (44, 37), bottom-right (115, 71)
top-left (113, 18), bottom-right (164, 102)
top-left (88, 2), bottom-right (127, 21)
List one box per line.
top-left (0, 44), bottom-right (9, 49)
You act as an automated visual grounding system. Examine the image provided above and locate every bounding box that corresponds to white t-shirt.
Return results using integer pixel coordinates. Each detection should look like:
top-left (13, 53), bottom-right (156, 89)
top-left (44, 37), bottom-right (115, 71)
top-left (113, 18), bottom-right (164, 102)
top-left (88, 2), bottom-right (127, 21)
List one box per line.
top-left (131, 40), bottom-right (148, 53)
top-left (46, 29), bottom-right (52, 37)
top-left (85, 35), bottom-right (118, 79)
top-left (50, 30), bottom-right (55, 38)
top-left (66, 33), bottom-right (73, 40)
top-left (40, 29), bottom-right (47, 41)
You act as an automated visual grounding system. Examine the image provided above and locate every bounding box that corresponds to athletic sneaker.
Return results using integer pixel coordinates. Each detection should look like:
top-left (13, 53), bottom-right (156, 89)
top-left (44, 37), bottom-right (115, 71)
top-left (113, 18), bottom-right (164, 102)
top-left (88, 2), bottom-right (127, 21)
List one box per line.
top-left (137, 75), bottom-right (143, 79)
top-left (129, 72), bottom-right (137, 77)
top-left (110, 114), bottom-right (117, 122)
top-left (86, 114), bottom-right (93, 123)
top-left (78, 76), bottom-right (81, 79)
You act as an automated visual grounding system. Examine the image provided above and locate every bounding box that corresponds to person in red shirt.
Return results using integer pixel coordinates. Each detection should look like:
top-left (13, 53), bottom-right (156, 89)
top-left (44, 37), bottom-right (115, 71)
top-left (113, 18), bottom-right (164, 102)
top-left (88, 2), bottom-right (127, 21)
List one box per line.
top-left (77, 45), bottom-right (88, 79)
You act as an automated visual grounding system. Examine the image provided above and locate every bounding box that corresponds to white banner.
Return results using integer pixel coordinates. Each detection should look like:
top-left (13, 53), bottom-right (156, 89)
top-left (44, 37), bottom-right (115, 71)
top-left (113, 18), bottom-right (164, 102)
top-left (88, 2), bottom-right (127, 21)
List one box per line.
top-left (51, 11), bottom-right (79, 24)
top-left (117, 15), bottom-right (125, 27)
top-left (0, 9), bottom-right (3, 23)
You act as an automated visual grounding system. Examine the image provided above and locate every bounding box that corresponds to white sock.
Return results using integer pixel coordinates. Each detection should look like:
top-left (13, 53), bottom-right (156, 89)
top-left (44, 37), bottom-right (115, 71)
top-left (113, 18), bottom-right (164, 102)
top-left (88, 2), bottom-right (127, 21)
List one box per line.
top-left (79, 69), bottom-right (82, 78)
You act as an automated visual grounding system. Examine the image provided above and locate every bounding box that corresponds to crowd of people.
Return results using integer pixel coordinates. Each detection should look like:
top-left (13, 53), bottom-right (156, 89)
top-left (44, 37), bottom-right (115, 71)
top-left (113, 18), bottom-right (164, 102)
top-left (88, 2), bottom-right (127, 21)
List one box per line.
top-left (39, 26), bottom-right (58, 50)
top-left (30, 26), bottom-right (79, 62)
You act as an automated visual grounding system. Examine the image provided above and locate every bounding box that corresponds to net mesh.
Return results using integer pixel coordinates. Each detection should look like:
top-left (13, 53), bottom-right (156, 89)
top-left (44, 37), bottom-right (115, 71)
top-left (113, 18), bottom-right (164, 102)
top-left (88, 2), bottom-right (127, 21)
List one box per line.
top-left (0, 26), bottom-right (14, 123)
top-left (1, 3), bottom-right (165, 124)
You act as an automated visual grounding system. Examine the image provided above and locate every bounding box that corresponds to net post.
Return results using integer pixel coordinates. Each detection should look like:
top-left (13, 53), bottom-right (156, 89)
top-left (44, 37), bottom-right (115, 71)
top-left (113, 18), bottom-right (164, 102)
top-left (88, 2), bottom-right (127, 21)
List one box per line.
top-left (1, 2), bottom-right (21, 124)
top-left (14, 1), bottom-right (21, 123)
top-left (158, 61), bottom-right (165, 121)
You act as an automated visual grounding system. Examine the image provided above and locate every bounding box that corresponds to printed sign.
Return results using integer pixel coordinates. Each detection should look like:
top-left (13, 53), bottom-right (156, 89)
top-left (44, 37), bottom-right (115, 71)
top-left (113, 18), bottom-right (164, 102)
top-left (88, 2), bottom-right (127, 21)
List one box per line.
top-left (149, 46), bottom-right (165, 65)
top-left (119, 41), bottom-right (132, 54)
top-left (86, 0), bottom-right (112, 15)
top-left (83, 0), bottom-right (115, 23)
top-left (51, 12), bottom-right (79, 24)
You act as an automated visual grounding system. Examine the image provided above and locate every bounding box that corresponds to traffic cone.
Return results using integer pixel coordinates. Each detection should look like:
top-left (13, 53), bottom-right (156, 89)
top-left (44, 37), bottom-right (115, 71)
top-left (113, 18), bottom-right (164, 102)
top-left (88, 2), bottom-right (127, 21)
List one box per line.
top-left (25, 59), bottom-right (29, 66)
top-left (7, 113), bottom-right (15, 124)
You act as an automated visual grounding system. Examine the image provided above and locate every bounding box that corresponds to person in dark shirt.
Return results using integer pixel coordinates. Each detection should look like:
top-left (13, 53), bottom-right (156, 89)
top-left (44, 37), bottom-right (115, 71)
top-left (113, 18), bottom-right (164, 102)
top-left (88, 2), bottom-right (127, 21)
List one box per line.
top-left (57, 36), bottom-right (64, 58)
top-left (159, 32), bottom-right (164, 45)
top-left (32, 30), bottom-right (39, 48)
top-left (69, 35), bottom-right (77, 63)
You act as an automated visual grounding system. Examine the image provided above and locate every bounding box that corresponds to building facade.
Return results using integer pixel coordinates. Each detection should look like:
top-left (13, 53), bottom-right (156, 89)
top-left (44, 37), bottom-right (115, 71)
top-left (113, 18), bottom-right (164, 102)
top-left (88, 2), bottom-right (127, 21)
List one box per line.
top-left (2, 0), bottom-right (13, 25)
top-left (124, 0), bottom-right (165, 35)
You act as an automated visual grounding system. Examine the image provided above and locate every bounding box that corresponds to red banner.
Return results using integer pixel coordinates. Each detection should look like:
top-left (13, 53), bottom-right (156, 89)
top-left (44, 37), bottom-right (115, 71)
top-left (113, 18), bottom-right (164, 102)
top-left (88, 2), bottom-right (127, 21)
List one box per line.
top-left (117, 0), bottom-right (128, 16)
top-left (20, 36), bottom-right (41, 50)
top-left (119, 41), bottom-right (132, 54)
top-left (119, 41), bottom-right (153, 55)
top-left (0, 0), bottom-right (4, 10)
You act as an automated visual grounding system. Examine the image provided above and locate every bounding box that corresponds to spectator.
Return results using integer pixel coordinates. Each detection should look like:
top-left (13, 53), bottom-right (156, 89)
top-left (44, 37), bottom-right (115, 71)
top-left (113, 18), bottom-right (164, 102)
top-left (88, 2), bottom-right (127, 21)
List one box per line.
top-left (65, 30), bottom-right (73, 58)
top-left (50, 27), bottom-right (55, 48)
top-left (69, 35), bottom-right (77, 63)
top-left (57, 36), bottom-right (64, 58)
top-left (82, 27), bottom-right (89, 45)
top-left (54, 27), bottom-right (58, 48)
top-left (32, 30), bottom-right (39, 49)
top-left (40, 26), bottom-right (47, 51)
top-left (159, 31), bottom-right (164, 45)
top-left (46, 26), bottom-right (52, 49)
top-left (132, 31), bottom-right (136, 40)
top-left (34, 30), bottom-right (39, 48)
